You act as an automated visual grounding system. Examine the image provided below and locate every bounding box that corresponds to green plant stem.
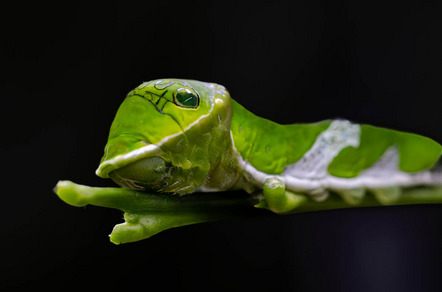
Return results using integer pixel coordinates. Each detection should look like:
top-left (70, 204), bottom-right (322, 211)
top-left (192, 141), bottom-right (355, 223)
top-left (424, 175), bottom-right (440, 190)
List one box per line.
top-left (286, 187), bottom-right (442, 215)
top-left (54, 181), bottom-right (257, 244)
top-left (54, 181), bottom-right (442, 244)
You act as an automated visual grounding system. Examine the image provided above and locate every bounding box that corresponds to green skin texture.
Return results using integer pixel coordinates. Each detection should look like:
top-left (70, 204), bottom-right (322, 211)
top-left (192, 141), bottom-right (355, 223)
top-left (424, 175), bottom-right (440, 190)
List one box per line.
top-left (55, 79), bottom-right (442, 244)
top-left (231, 102), bottom-right (441, 176)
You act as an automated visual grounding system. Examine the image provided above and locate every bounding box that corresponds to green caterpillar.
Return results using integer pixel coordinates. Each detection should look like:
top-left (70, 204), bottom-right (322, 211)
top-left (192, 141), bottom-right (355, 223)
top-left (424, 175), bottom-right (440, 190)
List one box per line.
top-left (55, 79), bottom-right (442, 244)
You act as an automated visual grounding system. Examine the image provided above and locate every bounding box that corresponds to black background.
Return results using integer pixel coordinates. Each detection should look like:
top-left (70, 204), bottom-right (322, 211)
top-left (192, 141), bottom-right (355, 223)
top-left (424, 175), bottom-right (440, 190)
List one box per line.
top-left (1, 1), bottom-right (442, 291)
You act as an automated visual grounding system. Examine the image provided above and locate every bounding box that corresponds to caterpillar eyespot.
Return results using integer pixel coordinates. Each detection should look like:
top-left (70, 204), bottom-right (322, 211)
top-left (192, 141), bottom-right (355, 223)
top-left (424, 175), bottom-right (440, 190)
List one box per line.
top-left (174, 88), bottom-right (199, 108)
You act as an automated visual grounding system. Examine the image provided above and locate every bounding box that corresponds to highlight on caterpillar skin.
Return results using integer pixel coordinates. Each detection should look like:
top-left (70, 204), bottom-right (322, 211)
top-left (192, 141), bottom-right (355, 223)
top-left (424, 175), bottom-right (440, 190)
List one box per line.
top-left (54, 79), bottom-right (442, 244)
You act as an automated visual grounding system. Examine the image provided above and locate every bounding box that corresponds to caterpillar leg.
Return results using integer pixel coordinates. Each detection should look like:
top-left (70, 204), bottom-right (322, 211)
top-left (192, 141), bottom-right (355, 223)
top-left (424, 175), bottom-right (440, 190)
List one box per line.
top-left (332, 188), bottom-right (366, 205)
top-left (369, 186), bottom-right (402, 205)
top-left (255, 177), bottom-right (307, 213)
top-left (332, 186), bottom-right (401, 205)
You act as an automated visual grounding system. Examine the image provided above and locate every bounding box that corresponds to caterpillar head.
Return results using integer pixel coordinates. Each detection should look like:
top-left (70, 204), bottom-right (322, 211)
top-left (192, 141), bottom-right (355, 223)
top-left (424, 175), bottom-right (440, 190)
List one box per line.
top-left (95, 79), bottom-right (233, 194)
